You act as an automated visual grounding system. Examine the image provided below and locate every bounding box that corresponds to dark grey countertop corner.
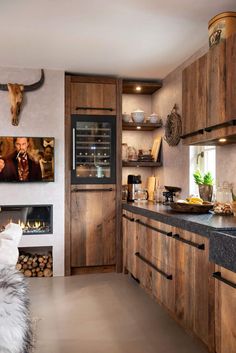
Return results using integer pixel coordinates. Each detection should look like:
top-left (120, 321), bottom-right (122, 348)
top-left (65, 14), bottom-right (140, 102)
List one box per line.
top-left (210, 230), bottom-right (236, 273)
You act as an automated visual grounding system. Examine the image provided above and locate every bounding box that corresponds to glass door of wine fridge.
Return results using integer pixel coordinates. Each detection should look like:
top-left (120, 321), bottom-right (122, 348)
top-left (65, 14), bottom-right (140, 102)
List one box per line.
top-left (71, 115), bottom-right (116, 184)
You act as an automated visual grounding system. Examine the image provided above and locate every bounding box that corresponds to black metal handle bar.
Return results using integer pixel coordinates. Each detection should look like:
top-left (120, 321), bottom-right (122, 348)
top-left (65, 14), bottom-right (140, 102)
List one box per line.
top-left (135, 219), bottom-right (172, 237)
top-left (135, 252), bottom-right (172, 280)
top-left (72, 188), bottom-right (113, 192)
top-left (172, 233), bottom-right (205, 250)
top-left (213, 271), bottom-right (236, 289)
top-left (76, 106), bottom-right (114, 111)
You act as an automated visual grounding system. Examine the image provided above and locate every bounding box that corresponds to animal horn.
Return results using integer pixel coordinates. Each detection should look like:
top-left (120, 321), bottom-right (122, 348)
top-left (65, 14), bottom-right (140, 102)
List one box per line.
top-left (0, 69), bottom-right (45, 92)
top-left (24, 69), bottom-right (45, 92)
top-left (0, 83), bottom-right (8, 91)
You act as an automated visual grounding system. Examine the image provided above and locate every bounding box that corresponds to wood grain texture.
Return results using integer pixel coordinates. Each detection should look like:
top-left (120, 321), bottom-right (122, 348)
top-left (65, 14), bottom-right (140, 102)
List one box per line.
top-left (115, 78), bottom-right (123, 273)
top-left (122, 215), bottom-right (215, 351)
top-left (207, 40), bottom-right (226, 128)
top-left (65, 75), bottom-right (72, 276)
top-left (173, 229), bottom-right (215, 350)
top-left (71, 185), bottom-right (116, 267)
top-left (215, 266), bottom-right (236, 353)
top-left (182, 53), bottom-right (208, 135)
top-left (70, 81), bottom-right (117, 115)
top-left (226, 33), bottom-right (236, 121)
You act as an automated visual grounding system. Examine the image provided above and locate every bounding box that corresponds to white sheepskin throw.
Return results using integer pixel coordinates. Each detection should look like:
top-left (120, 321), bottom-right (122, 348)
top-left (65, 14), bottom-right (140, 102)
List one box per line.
top-left (0, 266), bottom-right (32, 353)
top-left (0, 223), bottom-right (22, 266)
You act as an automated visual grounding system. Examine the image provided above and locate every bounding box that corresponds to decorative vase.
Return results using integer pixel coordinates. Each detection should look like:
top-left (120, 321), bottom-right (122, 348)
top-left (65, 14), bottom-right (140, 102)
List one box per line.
top-left (198, 184), bottom-right (213, 202)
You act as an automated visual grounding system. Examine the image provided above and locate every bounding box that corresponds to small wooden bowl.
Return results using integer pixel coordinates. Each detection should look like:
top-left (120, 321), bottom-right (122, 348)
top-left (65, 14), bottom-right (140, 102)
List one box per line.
top-left (170, 202), bottom-right (214, 214)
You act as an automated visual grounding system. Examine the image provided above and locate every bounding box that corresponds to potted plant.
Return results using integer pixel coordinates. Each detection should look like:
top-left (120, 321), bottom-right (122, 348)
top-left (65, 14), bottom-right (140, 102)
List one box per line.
top-left (193, 170), bottom-right (214, 202)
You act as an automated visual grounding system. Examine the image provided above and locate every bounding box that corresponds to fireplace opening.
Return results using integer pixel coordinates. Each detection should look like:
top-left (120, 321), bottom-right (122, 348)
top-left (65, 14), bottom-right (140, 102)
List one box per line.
top-left (0, 205), bottom-right (53, 234)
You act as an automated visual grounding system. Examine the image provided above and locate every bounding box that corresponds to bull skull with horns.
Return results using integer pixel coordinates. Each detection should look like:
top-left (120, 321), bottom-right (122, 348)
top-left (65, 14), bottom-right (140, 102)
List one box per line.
top-left (0, 69), bottom-right (45, 126)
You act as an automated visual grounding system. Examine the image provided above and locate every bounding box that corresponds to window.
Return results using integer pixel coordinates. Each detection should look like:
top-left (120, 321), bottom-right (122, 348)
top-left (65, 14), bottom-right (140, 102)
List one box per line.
top-left (189, 146), bottom-right (216, 195)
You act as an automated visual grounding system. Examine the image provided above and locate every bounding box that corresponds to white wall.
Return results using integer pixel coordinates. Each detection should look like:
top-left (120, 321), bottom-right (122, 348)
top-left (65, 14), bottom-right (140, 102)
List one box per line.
top-left (0, 68), bottom-right (65, 276)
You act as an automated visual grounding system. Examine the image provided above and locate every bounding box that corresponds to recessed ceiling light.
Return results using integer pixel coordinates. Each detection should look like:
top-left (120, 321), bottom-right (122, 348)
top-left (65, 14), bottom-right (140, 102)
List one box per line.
top-left (136, 126), bottom-right (141, 130)
top-left (219, 138), bottom-right (227, 143)
top-left (135, 86), bottom-right (141, 91)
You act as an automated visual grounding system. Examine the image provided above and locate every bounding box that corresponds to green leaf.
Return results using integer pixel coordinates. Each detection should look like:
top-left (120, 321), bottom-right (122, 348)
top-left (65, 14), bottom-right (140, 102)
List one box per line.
top-left (203, 172), bottom-right (214, 186)
top-left (193, 170), bottom-right (204, 185)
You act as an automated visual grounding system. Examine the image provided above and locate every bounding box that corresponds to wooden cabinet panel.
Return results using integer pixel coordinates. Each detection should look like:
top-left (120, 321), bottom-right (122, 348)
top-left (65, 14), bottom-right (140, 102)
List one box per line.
top-left (215, 267), bottom-right (236, 353)
top-left (207, 41), bottom-right (226, 128)
top-left (182, 53), bottom-right (208, 136)
top-left (226, 33), bottom-right (236, 121)
top-left (71, 185), bottom-right (116, 267)
top-left (173, 229), bottom-right (215, 350)
top-left (122, 211), bottom-right (138, 278)
top-left (70, 82), bottom-right (117, 115)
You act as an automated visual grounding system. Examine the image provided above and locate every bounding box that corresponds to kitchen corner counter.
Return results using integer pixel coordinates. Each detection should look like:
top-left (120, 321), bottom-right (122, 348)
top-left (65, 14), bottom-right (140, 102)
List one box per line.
top-left (123, 201), bottom-right (236, 273)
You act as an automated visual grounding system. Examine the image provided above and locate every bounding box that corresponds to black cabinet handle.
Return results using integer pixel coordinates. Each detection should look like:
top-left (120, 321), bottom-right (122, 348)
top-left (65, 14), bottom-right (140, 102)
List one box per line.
top-left (122, 214), bottom-right (135, 222)
top-left (180, 129), bottom-right (204, 139)
top-left (213, 271), bottom-right (236, 289)
top-left (205, 119), bottom-right (236, 132)
top-left (72, 188), bottom-right (113, 193)
top-left (135, 219), bottom-right (172, 237)
top-left (135, 252), bottom-right (172, 280)
top-left (76, 106), bottom-right (114, 112)
top-left (172, 234), bottom-right (205, 250)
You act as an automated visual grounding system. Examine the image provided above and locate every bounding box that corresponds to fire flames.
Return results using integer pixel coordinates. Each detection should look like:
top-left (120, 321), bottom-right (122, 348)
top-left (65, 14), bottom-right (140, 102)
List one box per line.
top-left (17, 219), bottom-right (46, 231)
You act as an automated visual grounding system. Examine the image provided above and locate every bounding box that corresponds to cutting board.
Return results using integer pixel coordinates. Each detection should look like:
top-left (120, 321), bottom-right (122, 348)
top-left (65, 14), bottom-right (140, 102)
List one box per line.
top-left (147, 176), bottom-right (156, 201)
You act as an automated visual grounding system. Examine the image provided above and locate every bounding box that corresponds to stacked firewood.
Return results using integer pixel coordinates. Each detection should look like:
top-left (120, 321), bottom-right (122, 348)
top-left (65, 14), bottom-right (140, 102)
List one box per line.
top-left (16, 252), bottom-right (53, 277)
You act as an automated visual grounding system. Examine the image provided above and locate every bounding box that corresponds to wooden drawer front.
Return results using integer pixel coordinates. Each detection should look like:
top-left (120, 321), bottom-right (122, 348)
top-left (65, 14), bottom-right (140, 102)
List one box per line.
top-left (71, 82), bottom-right (117, 115)
top-left (214, 267), bottom-right (236, 353)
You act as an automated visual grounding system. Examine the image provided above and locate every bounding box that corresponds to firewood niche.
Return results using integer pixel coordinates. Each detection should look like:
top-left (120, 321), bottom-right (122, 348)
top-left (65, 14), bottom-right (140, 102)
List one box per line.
top-left (17, 249), bottom-right (53, 277)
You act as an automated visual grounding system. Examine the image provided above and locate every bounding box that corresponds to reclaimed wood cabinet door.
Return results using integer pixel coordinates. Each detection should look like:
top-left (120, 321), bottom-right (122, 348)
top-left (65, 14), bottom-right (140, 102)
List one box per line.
top-left (70, 77), bottom-right (117, 115)
top-left (70, 185), bottom-right (116, 267)
top-left (173, 229), bottom-right (215, 350)
top-left (214, 267), bottom-right (236, 353)
top-left (207, 40), bottom-right (226, 129)
top-left (226, 33), bottom-right (236, 122)
top-left (182, 53), bottom-right (208, 138)
top-left (122, 211), bottom-right (138, 278)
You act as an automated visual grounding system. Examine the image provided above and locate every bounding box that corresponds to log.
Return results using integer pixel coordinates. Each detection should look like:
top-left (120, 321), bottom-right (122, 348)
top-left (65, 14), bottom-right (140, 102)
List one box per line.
top-left (37, 271), bottom-right (44, 277)
top-left (16, 263), bottom-right (22, 271)
top-left (43, 268), bottom-right (52, 277)
top-left (24, 270), bottom-right (32, 277)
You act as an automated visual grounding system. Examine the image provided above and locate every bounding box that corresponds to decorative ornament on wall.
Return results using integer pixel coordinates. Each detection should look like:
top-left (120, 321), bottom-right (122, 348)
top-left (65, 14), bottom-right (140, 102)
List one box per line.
top-left (164, 104), bottom-right (182, 146)
top-left (0, 69), bottom-right (45, 126)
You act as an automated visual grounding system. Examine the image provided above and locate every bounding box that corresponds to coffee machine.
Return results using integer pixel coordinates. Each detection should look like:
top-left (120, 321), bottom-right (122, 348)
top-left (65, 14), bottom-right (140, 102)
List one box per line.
top-left (127, 175), bottom-right (142, 202)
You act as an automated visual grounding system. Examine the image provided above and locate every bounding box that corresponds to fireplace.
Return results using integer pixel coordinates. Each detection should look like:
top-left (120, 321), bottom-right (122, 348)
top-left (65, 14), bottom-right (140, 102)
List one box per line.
top-left (0, 205), bottom-right (53, 234)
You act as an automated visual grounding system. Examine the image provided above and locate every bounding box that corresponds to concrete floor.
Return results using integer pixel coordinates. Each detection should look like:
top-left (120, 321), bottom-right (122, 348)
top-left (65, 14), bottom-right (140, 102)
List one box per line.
top-left (29, 273), bottom-right (208, 353)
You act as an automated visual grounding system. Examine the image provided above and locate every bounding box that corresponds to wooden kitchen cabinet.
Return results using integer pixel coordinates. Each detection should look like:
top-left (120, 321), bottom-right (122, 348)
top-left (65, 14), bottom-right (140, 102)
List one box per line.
top-left (182, 32), bottom-right (236, 145)
top-left (71, 185), bottom-right (116, 268)
top-left (214, 267), bottom-right (236, 353)
top-left (122, 213), bottom-right (215, 351)
top-left (182, 53), bottom-right (208, 138)
top-left (70, 76), bottom-right (117, 115)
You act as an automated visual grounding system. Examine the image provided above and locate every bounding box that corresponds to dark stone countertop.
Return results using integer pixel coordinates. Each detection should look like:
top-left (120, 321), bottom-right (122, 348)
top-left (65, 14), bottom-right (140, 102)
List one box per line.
top-left (123, 201), bottom-right (236, 273)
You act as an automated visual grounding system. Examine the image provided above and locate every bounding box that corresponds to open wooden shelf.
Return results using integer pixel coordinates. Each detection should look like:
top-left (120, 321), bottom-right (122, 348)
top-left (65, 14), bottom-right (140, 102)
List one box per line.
top-left (122, 122), bottom-right (162, 131)
top-left (122, 161), bottom-right (162, 168)
top-left (122, 80), bottom-right (162, 95)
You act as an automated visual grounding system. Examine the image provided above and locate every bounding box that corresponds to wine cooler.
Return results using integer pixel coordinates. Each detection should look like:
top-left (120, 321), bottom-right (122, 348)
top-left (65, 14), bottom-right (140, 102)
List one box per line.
top-left (71, 115), bottom-right (116, 184)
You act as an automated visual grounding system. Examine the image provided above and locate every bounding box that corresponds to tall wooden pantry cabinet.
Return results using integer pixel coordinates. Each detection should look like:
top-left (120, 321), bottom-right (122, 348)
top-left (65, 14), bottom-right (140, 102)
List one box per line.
top-left (65, 75), bottom-right (122, 275)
